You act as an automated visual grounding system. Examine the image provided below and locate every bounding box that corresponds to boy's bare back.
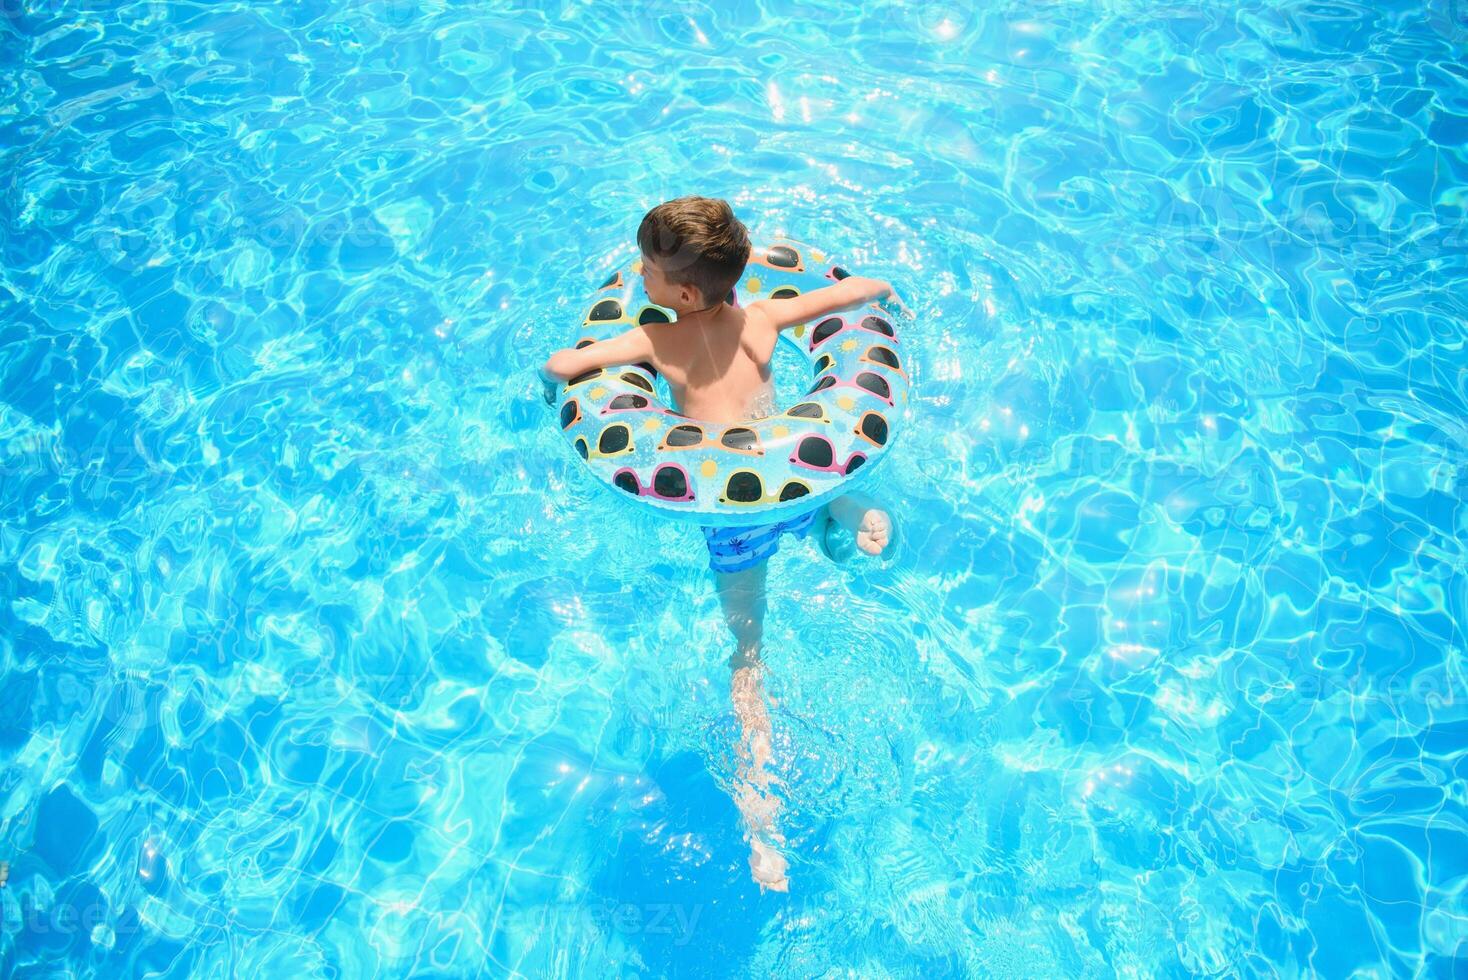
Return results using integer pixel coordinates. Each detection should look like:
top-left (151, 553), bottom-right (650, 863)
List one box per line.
top-left (640, 304), bottom-right (779, 424)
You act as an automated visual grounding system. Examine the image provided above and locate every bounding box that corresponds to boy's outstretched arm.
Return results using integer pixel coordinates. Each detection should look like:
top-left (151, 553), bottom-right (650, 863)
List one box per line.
top-left (541, 326), bottom-right (655, 381)
top-left (749, 275), bottom-right (910, 331)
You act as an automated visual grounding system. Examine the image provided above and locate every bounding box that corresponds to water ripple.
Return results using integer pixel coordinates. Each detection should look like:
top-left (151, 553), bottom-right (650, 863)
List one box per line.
top-left (2, 0), bottom-right (1465, 975)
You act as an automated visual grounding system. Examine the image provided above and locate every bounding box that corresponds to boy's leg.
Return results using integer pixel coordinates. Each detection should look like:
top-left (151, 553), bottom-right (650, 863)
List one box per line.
top-left (715, 560), bottom-right (766, 667)
top-left (715, 560), bottom-right (790, 891)
top-left (717, 561), bottom-right (775, 775)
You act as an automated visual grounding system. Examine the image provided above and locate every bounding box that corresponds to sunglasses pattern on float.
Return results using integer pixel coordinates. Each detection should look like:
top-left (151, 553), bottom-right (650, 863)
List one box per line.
top-left (613, 464), bottom-right (695, 502)
top-left (782, 401), bottom-right (829, 423)
top-left (620, 371), bottom-right (654, 393)
top-left (853, 411), bottom-right (889, 447)
top-left (750, 245), bottom-right (803, 274)
top-left (600, 393), bottom-right (653, 414)
top-left (658, 424), bottom-right (762, 455)
top-left (564, 367), bottom-right (604, 388)
top-left (807, 371), bottom-right (894, 405)
top-left (789, 434), bottom-right (867, 476)
top-left (560, 399), bottom-right (583, 430)
top-left (584, 298), bottom-right (674, 328)
top-left (808, 313), bottom-right (895, 351)
top-left (564, 368), bottom-right (655, 393)
top-left (574, 423), bottom-right (634, 461)
top-left (586, 299), bottom-right (624, 323)
top-left (859, 345), bottom-right (903, 376)
top-left (720, 470), bottom-right (813, 506)
top-left (599, 271), bottom-right (624, 290)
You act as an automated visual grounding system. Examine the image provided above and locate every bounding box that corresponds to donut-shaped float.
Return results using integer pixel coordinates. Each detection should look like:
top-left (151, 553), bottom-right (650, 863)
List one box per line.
top-left (555, 238), bottom-right (909, 527)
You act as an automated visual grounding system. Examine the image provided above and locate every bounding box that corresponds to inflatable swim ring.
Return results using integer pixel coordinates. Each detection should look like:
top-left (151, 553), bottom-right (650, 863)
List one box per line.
top-left (554, 238), bottom-right (909, 527)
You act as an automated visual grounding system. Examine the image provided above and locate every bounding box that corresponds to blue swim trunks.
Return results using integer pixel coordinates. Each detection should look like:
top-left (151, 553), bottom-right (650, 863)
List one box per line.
top-left (700, 508), bottom-right (822, 574)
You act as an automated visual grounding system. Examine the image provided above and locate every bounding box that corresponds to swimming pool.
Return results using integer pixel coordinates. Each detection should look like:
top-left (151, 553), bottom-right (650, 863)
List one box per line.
top-left (2, 0), bottom-right (1464, 974)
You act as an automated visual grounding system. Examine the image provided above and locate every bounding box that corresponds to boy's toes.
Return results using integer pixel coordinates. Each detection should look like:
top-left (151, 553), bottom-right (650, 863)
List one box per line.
top-left (749, 840), bottom-right (790, 892)
top-left (857, 509), bottom-right (892, 555)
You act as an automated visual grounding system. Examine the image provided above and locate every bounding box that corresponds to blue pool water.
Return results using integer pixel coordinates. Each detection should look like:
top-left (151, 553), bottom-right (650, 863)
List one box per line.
top-left (2, 0), bottom-right (1465, 975)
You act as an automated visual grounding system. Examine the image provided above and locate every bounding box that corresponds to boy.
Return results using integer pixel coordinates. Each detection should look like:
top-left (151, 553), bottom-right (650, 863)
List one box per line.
top-left (541, 196), bottom-right (898, 892)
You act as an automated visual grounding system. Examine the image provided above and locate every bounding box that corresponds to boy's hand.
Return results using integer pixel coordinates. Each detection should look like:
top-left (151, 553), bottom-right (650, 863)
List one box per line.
top-left (878, 284), bottom-right (915, 321)
top-left (539, 370), bottom-right (560, 406)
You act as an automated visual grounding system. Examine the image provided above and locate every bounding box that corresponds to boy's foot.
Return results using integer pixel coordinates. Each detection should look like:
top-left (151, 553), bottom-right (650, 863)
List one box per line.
top-left (749, 835), bottom-right (790, 893)
top-left (824, 495), bottom-right (893, 558)
top-left (734, 781), bottom-right (788, 891)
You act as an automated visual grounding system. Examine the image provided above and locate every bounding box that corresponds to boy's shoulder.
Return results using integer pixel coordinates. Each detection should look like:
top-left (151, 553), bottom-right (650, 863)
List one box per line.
top-left (733, 300), bottom-right (777, 333)
top-left (658, 303), bottom-right (769, 334)
top-left (640, 303), bottom-right (774, 347)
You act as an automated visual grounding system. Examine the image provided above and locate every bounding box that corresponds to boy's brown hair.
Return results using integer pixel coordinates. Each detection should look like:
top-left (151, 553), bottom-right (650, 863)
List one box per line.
top-left (637, 196), bottom-right (751, 306)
